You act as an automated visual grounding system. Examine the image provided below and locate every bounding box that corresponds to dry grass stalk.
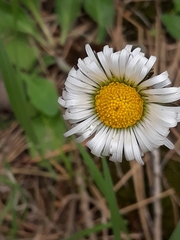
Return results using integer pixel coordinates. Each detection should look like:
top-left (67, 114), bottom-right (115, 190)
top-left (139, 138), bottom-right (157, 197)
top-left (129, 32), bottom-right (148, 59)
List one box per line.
top-left (1, 0), bottom-right (180, 239)
top-left (152, 148), bottom-right (162, 240)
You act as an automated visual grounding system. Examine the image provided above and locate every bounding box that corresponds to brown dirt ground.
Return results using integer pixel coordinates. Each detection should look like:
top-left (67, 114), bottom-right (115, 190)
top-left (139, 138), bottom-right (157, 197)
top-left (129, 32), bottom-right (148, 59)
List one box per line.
top-left (0, 0), bottom-right (180, 240)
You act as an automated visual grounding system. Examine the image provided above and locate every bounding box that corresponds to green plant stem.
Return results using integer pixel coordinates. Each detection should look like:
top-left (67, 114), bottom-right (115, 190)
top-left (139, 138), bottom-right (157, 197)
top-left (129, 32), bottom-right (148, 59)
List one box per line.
top-left (23, 1), bottom-right (55, 48)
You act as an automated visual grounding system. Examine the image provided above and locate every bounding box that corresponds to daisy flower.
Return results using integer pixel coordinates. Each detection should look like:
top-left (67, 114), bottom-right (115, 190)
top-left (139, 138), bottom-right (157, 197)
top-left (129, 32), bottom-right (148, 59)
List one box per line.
top-left (58, 44), bottom-right (180, 164)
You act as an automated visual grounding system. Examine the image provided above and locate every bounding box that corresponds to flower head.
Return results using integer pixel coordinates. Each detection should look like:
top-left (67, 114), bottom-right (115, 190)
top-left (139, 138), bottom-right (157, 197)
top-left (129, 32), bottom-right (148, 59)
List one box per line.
top-left (58, 44), bottom-right (180, 164)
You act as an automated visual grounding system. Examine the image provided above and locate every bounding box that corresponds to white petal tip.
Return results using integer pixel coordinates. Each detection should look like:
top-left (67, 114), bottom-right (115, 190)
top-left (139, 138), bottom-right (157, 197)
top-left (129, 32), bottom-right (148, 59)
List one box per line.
top-left (164, 139), bottom-right (174, 150)
top-left (58, 97), bottom-right (65, 107)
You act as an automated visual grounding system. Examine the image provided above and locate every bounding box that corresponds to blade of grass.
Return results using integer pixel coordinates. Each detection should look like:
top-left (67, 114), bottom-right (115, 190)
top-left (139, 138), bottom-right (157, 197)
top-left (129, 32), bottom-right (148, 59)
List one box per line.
top-left (66, 222), bottom-right (112, 240)
top-left (169, 221), bottom-right (180, 240)
top-left (60, 150), bottom-right (73, 177)
top-left (21, 0), bottom-right (54, 47)
top-left (0, 186), bottom-right (16, 225)
top-left (102, 158), bottom-right (129, 240)
top-left (77, 144), bottom-right (106, 196)
top-left (10, 185), bottom-right (18, 238)
top-left (78, 144), bottom-right (129, 239)
top-left (0, 172), bottom-right (25, 238)
top-left (0, 196), bottom-right (12, 225)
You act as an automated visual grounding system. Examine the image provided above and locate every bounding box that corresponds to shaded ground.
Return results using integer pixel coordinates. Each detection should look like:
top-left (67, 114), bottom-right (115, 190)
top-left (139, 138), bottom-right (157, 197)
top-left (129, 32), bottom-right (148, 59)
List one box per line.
top-left (0, 0), bottom-right (180, 240)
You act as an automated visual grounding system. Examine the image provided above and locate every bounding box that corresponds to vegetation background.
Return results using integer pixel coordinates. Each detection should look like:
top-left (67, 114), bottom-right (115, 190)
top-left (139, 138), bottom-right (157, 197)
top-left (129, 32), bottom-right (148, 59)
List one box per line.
top-left (0, 0), bottom-right (180, 239)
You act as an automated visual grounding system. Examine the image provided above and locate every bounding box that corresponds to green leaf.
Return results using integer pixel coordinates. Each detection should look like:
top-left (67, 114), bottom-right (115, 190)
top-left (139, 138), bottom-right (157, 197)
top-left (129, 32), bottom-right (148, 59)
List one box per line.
top-left (66, 222), bottom-right (112, 240)
top-left (83, 0), bottom-right (115, 42)
top-left (0, 0), bottom-right (44, 44)
top-left (55, 0), bottom-right (82, 44)
top-left (20, 0), bottom-right (40, 11)
top-left (28, 114), bottom-right (66, 157)
top-left (84, 0), bottom-right (114, 27)
top-left (0, 38), bottom-right (40, 152)
top-left (23, 75), bottom-right (59, 116)
top-left (43, 55), bottom-right (55, 67)
top-left (102, 158), bottom-right (129, 240)
top-left (161, 14), bottom-right (180, 40)
top-left (169, 221), bottom-right (180, 240)
top-left (173, 0), bottom-right (180, 12)
top-left (5, 35), bottom-right (37, 70)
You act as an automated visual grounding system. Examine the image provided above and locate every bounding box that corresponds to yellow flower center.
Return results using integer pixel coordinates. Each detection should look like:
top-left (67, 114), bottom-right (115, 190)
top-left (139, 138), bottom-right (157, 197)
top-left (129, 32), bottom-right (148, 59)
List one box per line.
top-left (95, 82), bottom-right (144, 128)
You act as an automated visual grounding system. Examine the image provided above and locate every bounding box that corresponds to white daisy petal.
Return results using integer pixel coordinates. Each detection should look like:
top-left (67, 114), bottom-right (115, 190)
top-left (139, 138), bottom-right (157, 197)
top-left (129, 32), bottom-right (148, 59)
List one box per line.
top-left (103, 45), bottom-right (113, 60)
top-left (88, 61), bottom-right (107, 80)
top-left (77, 57), bottom-right (90, 74)
top-left (134, 66), bottom-right (147, 83)
top-left (133, 124), bottom-right (155, 151)
top-left (97, 51), bottom-right (112, 78)
top-left (143, 87), bottom-right (179, 95)
top-left (109, 130), bottom-right (120, 162)
top-left (124, 130), bottom-right (134, 161)
top-left (102, 128), bottom-right (116, 156)
top-left (110, 52), bottom-right (120, 77)
top-left (87, 125), bottom-right (108, 157)
top-left (153, 79), bottom-right (171, 89)
top-left (65, 79), bottom-right (95, 94)
top-left (68, 104), bottom-right (91, 111)
top-left (130, 128), bottom-right (144, 165)
top-left (139, 71), bottom-right (170, 88)
top-left (145, 56), bottom-right (156, 72)
top-left (115, 130), bottom-right (124, 162)
top-left (65, 100), bottom-right (92, 108)
top-left (64, 109), bottom-right (93, 121)
top-left (59, 44), bottom-right (180, 165)
top-left (140, 117), bottom-right (168, 147)
top-left (164, 138), bottom-right (174, 150)
top-left (146, 89), bottom-right (180, 103)
top-left (64, 115), bottom-right (98, 137)
top-left (109, 130), bottom-right (124, 162)
top-left (58, 97), bottom-right (65, 107)
top-left (125, 45), bottom-right (133, 52)
top-left (76, 122), bottom-right (99, 143)
top-left (85, 44), bottom-right (101, 68)
top-left (126, 57), bottom-right (150, 84)
top-left (125, 54), bottom-right (143, 79)
top-left (66, 75), bottom-right (96, 90)
top-left (132, 47), bottom-right (142, 56)
top-left (75, 69), bottom-right (99, 87)
top-left (145, 115), bottom-right (170, 136)
top-left (148, 104), bottom-right (178, 127)
top-left (78, 58), bottom-right (106, 84)
top-left (140, 118), bottom-right (169, 145)
top-left (77, 58), bottom-right (95, 76)
top-left (119, 49), bottom-right (129, 77)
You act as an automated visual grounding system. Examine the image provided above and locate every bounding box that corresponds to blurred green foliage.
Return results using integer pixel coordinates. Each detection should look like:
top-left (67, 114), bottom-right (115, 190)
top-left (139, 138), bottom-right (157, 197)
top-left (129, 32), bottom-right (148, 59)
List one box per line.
top-left (161, 0), bottom-right (180, 40)
top-left (55, 0), bottom-right (115, 44)
top-left (83, 0), bottom-right (115, 43)
top-left (0, 0), bottom-right (66, 157)
top-left (169, 221), bottom-right (180, 240)
top-left (55, 0), bottom-right (83, 44)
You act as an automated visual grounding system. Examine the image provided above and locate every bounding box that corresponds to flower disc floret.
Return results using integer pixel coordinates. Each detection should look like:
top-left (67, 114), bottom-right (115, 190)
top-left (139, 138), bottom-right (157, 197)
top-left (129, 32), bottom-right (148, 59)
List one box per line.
top-left (95, 82), bottom-right (144, 128)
